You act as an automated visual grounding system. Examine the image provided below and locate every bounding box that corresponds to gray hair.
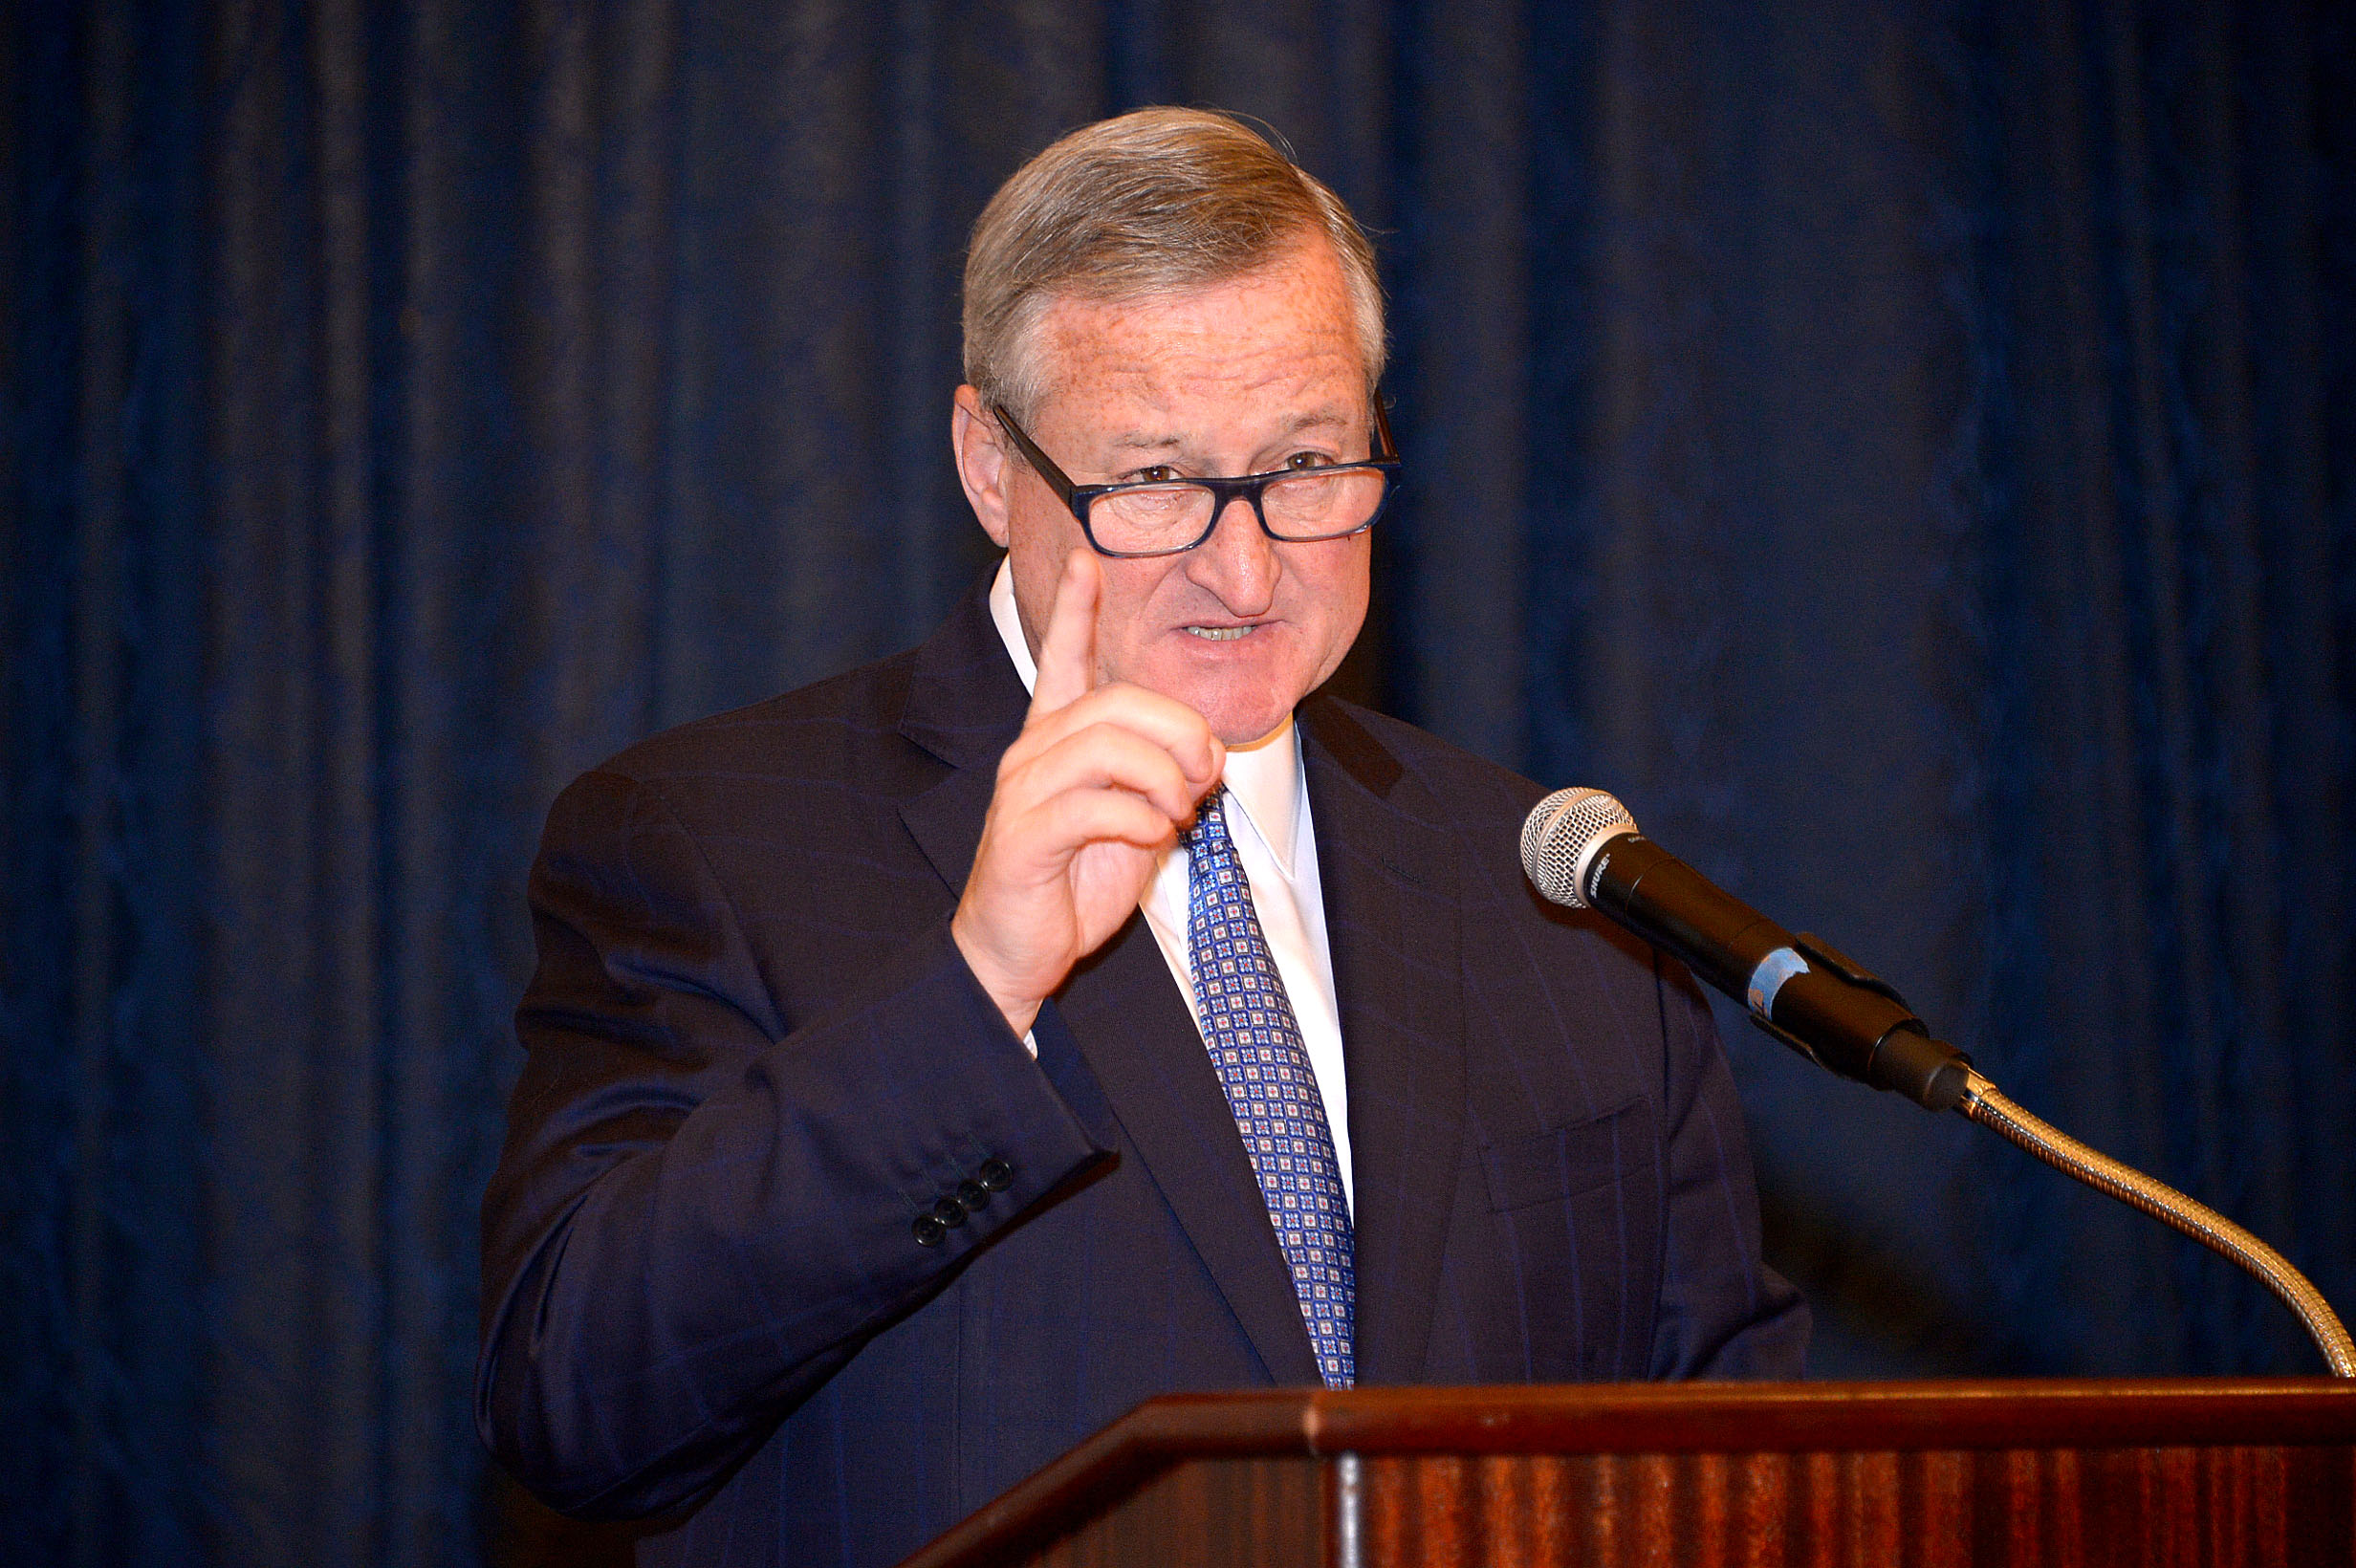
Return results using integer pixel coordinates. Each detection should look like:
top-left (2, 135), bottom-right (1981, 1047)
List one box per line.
top-left (963, 107), bottom-right (1385, 421)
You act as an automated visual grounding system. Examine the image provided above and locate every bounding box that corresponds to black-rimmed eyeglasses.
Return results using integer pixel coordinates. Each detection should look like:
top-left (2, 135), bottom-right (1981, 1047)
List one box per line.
top-left (991, 400), bottom-right (1401, 559)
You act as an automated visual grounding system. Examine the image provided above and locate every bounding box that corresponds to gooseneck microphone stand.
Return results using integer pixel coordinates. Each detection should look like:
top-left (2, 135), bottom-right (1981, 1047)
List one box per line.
top-left (1954, 1071), bottom-right (2355, 1377)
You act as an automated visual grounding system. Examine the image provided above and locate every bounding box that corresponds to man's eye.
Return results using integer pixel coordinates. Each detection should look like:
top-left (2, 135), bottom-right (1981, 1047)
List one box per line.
top-left (1124, 465), bottom-right (1182, 485)
top-left (1285, 451), bottom-right (1336, 470)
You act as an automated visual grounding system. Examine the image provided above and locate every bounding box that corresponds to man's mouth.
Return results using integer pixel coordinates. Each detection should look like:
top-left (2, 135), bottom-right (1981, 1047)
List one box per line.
top-left (1184, 624), bottom-right (1255, 642)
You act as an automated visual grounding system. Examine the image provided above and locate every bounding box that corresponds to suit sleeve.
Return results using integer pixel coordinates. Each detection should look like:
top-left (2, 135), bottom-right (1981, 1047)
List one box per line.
top-left (475, 769), bottom-right (1106, 1520)
top-left (1646, 963), bottom-right (1810, 1379)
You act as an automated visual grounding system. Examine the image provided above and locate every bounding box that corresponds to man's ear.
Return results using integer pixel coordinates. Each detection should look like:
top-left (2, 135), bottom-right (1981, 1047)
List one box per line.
top-left (951, 386), bottom-right (1014, 549)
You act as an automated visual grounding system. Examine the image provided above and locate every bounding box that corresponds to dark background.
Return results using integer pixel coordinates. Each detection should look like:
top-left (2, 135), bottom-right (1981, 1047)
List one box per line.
top-left (6, 0), bottom-right (2352, 1563)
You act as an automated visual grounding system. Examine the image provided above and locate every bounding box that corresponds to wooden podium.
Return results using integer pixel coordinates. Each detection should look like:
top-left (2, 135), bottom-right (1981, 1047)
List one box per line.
top-left (897, 1382), bottom-right (2356, 1567)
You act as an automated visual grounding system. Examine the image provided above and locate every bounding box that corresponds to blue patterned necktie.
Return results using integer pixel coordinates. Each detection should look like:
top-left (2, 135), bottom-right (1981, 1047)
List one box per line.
top-left (1183, 789), bottom-right (1356, 1388)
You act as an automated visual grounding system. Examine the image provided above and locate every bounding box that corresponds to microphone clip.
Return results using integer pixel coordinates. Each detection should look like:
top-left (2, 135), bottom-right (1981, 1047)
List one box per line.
top-left (1792, 931), bottom-right (1915, 1013)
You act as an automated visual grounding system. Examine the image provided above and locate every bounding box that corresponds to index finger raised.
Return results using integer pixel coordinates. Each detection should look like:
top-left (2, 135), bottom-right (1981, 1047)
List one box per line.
top-left (1029, 547), bottom-right (1102, 715)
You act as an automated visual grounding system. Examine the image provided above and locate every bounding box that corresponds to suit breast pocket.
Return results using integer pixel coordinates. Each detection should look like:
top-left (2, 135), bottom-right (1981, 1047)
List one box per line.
top-left (1474, 1098), bottom-right (1662, 1381)
top-left (1481, 1099), bottom-right (1649, 1212)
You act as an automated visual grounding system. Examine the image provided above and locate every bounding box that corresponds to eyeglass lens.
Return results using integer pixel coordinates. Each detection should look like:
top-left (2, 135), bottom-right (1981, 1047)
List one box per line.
top-left (1089, 468), bottom-right (1387, 554)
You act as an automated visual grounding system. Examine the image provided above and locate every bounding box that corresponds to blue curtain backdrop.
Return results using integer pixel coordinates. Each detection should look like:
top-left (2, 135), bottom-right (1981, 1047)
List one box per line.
top-left (5, 0), bottom-right (2352, 1563)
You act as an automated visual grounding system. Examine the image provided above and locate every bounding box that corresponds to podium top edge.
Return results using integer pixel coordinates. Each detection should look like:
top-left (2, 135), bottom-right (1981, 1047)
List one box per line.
top-left (1281, 1378), bottom-right (2356, 1455)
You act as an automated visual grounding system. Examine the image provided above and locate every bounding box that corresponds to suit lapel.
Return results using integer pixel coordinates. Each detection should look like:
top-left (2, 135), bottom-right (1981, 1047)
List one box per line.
top-left (1300, 697), bottom-right (1469, 1386)
top-left (1050, 916), bottom-right (1323, 1383)
top-left (894, 579), bottom-right (1320, 1385)
top-left (896, 581), bottom-right (1021, 912)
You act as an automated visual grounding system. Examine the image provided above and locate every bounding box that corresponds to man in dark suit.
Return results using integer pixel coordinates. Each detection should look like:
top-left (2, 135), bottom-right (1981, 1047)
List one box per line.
top-left (478, 108), bottom-right (1804, 1568)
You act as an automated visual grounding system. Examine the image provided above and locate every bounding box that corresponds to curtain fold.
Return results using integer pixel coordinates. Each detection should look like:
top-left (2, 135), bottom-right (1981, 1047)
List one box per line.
top-left (5, 1), bottom-right (2350, 1562)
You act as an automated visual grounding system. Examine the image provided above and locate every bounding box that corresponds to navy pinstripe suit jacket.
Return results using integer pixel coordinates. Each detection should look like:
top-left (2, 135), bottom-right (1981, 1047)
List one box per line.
top-left (477, 577), bottom-right (1806, 1567)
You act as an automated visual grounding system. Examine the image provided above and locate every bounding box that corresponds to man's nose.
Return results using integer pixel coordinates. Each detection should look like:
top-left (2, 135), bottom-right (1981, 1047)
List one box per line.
top-left (1184, 493), bottom-right (1279, 613)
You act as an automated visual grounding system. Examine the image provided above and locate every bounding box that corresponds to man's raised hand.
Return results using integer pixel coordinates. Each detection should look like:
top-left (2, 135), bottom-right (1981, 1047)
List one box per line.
top-left (951, 549), bottom-right (1224, 1035)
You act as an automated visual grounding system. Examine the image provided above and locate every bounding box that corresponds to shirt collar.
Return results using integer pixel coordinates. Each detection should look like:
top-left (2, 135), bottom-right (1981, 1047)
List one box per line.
top-left (988, 555), bottom-right (1040, 692)
top-left (987, 555), bottom-right (1302, 878)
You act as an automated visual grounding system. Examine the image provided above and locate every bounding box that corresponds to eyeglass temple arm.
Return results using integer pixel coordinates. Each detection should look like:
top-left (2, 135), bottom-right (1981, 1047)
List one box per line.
top-left (985, 404), bottom-right (1080, 507)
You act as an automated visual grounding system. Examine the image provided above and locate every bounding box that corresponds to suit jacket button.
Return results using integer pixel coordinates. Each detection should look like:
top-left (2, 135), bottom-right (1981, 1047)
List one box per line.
top-left (912, 1214), bottom-right (948, 1247)
top-left (931, 1197), bottom-right (969, 1228)
top-left (955, 1180), bottom-right (989, 1211)
top-left (977, 1158), bottom-right (1014, 1191)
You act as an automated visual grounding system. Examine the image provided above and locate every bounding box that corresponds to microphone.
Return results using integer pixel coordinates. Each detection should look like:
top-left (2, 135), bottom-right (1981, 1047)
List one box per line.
top-left (1520, 787), bottom-right (2356, 1375)
top-left (1520, 787), bottom-right (1972, 1111)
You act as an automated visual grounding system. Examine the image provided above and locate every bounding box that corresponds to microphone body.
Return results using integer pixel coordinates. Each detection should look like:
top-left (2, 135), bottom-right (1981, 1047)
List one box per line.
top-left (1526, 790), bottom-right (1970, 1111)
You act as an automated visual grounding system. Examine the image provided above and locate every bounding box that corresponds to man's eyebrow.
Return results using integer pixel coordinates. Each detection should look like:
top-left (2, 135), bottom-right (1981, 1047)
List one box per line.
top-left (1279, 405), bottom-right (1355, 434)
top-left (1103, 407), bottom-right (1357, 452)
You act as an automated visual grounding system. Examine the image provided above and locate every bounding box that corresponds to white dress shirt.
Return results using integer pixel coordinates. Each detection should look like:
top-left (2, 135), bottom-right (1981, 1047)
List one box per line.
top-left (988, 559), bottom-right (1355, 1209)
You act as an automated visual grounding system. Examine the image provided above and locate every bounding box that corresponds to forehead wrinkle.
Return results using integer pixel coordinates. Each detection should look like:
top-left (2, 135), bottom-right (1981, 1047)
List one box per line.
top-left (1035, 296), bottom-right (1362, 409)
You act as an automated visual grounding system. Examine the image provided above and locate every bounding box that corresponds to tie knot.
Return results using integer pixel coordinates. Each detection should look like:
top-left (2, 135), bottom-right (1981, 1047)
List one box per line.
top-left (1185, 787), bottom-right (1234, 856)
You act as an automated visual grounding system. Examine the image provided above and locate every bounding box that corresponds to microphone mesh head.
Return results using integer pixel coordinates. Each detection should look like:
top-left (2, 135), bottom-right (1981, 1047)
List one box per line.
top-left (1520, 787), bottom-right (1640, 909)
